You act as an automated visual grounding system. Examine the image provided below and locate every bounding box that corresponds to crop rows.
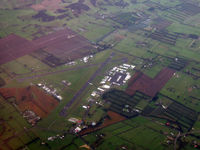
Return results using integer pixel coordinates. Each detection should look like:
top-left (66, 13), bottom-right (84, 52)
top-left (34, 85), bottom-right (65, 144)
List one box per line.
top-left (164, 102), bottom-right (197, 131)
top-left (150, 31), bottom-right (178, 45)
top-left (168, 57), bottom-right (188, 71)
top-left (102, 89), bottom-right (149, 118)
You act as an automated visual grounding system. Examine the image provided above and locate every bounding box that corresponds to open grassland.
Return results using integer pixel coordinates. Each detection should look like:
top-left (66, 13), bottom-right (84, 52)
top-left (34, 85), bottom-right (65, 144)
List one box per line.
top-left (83, 116), bottom-right (176, 150)
top-left (161, 72), bottom-right (200, 112)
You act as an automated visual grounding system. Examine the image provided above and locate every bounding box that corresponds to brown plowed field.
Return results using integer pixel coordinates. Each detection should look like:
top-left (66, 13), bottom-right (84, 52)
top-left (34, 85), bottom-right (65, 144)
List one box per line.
top-left (79, 111), bottom-right (126, 135)
top-left (0, 34), bottom-right (38, 65)
top-left (33, 28), bottom-right (93, 66)
top-left (0, 28), bottom-right (93, 66)
top-left (126, 67), bottom-right (176, 97)
top-left (33, 28), bottom-right (93, 57)
top-left (31, 0), bottom-right (63, 11)
top-left (0, 86), bottom-right (58, 118)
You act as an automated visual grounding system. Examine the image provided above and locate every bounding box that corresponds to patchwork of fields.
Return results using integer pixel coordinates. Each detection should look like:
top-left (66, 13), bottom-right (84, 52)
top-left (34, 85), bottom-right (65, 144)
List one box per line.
top-left (1, 0), bottom-right (200, 149)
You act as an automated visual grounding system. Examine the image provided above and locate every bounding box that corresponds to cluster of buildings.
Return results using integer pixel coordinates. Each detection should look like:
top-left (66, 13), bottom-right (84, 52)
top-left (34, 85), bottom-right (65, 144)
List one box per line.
top-left (37, 83), bottom-right (63, 101)
top-left (64, 55), bottom-right (93, 66)
top-left (68, 117), bottom-right (88, 133)
top-left (68, 63), bottom-right (135, 133)
top-left (47, 134), bottom-right (65, 141)
top-left (23, 110), bottom-right (40, 126)
top-left (68, 117), bottom-right (98, 134)
top-left (91, 63), bottom-right (135, 97)
top-left (80, 55), bottom-right (93, 63)
top-left (65, 61), bottom-right (76, 66)
top-left (62, 80), bottom-right (71, 87)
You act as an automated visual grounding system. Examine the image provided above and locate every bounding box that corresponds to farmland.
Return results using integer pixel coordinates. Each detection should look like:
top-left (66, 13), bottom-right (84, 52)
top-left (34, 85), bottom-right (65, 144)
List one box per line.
top-left (1, 0), bottom-right (200, 149)
top-left (126, 67), bottom-right (176, 97)
top-left (0, 86), bottom-right (59, 118)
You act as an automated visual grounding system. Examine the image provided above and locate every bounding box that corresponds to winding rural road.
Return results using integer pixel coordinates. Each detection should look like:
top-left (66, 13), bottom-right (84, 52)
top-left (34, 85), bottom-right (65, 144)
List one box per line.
top-left (174, 130), bottom-right (200, 150)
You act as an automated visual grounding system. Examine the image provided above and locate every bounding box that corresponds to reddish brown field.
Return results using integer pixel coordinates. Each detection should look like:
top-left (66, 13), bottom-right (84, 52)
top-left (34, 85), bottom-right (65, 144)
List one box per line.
top-left (0, 34), bottom-right (38, 65)
top-left (114, 34), bottom-right (125, 42)
top-left (126, 67), bottom-right (176, 97)
top-left (79, 111), bottom-right (126, 135)
top-left (31, 0), bottom-right (63, 11)
top-left (33, 28), bottom-right (93, 64)
top-left (0, 86), bottom-right (59, 118)
top-left (0, 28), bottom-right (93, 66)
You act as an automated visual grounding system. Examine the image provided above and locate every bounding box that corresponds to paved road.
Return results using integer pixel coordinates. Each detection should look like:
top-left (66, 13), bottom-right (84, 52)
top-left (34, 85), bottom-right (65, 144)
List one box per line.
top-left (17, 56), bottom-right (126, 82)
top-left (59, 52), bottom-right (115, 116)
top-left (17, 63), bottom-right (100, 82)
